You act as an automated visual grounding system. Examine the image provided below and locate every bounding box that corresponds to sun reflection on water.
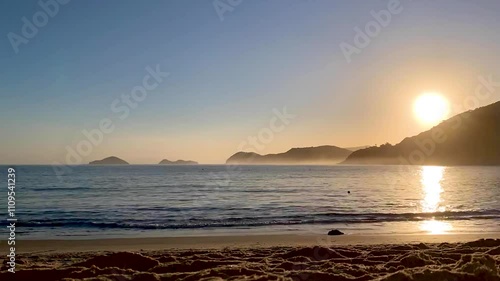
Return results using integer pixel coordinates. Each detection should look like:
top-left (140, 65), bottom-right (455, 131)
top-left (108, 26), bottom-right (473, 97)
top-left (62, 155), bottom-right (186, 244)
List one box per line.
top-left (421, 166), bottom-right (445, 213)
top-left (420, 219), bottom-right (452, 234)
top-left (419, 166), bottom-right (452, 234)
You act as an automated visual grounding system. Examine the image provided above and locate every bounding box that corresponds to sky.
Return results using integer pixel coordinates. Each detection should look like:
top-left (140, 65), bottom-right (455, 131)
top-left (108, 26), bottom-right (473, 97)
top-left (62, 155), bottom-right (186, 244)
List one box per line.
top-left (1, 0), bottom-right (500, 164)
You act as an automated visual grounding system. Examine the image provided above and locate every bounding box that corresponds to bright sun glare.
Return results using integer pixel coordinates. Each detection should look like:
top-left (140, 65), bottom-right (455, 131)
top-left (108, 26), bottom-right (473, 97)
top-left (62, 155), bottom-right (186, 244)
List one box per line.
top-left (414, 93), bottom-right (450, 125)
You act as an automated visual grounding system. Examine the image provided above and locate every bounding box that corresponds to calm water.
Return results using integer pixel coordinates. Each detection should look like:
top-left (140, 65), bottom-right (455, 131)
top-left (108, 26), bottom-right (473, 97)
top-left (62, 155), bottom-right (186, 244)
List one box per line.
top-left (2, 165), bottom-right (499, 239)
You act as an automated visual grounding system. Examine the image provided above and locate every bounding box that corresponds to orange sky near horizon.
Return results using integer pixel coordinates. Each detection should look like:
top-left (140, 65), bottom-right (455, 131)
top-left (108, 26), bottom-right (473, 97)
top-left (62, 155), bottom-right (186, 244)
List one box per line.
top-left (1, 1), bottom-right (499, 165)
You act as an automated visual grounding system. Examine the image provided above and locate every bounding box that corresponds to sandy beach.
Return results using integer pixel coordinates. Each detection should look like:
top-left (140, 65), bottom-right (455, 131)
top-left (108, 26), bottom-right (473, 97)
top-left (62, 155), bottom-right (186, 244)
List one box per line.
top-left (2, 234), bottom-right (500, 280)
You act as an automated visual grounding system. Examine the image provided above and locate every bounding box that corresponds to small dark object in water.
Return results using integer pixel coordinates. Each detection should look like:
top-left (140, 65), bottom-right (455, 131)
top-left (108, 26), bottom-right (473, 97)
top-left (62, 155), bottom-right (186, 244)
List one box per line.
top-left (327, 229), bottom-right (344, 236)
top-left (347, 191), bottom-right (350, 194)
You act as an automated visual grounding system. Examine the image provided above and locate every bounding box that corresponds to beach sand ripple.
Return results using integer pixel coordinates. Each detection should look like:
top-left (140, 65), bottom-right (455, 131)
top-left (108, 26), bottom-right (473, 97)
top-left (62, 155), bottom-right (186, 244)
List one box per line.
top-left (2, 239), bottom-right (500, 281)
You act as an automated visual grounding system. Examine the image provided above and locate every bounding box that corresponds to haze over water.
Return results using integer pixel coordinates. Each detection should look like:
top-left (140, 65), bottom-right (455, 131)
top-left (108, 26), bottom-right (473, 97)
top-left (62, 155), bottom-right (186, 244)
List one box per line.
top-left (7, 165), bottom-right (499, 239)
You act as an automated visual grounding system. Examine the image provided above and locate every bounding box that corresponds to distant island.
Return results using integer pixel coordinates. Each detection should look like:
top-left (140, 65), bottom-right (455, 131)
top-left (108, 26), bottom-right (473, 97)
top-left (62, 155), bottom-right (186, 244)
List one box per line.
top-left (343, 100), bottom-right (500, 165)
top-left (226, 145), bottom-right (352, 164)
top-left (159, 159), bottom-right (198, 165)
top-left (89, 156), bottom-right (129, 165)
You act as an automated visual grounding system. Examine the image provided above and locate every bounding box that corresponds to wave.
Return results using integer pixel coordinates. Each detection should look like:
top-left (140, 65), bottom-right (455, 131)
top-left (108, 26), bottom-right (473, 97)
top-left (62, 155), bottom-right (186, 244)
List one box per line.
top-left (15, 210), bottom-right (500, 230)
top-left (31, 186), bottom-right (92, 192)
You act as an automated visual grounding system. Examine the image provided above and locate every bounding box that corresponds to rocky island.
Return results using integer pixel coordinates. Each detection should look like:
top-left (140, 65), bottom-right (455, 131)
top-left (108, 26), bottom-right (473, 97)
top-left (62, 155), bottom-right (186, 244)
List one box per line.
top-left (89, 156), bottom-right (129, 165)
top-left (159, 159), bottom-right (198, 165)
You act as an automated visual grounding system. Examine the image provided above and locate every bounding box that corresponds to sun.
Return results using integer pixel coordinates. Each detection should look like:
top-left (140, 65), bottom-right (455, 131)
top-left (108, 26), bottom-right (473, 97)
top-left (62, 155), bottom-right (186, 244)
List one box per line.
top-left (414, 93), bottom-right (450, 125)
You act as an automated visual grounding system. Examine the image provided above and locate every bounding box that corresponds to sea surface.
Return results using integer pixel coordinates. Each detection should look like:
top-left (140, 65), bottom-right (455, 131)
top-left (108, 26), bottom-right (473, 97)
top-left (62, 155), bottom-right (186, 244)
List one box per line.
top-left (1, 165), bottom-right (499, 239)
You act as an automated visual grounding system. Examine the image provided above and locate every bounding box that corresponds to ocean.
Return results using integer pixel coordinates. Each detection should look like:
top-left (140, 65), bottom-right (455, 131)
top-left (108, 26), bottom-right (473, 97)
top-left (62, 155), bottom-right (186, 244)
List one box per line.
top-left (2, 165), bottom-right (499, 239)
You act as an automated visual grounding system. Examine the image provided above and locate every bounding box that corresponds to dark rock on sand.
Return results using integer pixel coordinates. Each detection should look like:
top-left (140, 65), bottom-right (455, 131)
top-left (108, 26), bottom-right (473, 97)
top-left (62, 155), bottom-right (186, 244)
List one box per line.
top-left (328, 229), bottom-right (344, 236)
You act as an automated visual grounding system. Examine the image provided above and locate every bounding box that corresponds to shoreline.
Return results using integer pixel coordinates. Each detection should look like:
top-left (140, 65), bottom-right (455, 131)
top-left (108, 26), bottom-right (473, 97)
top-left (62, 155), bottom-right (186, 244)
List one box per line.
top-left (5, 232), bottom-right (500, 254)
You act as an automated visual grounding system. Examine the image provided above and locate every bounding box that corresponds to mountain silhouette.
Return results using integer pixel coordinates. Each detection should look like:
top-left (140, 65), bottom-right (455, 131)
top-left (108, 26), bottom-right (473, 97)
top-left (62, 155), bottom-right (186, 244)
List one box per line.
top-left (226, 145), bottom-right (352, 164)
top-left (343, 100), bottom-right (500, 165)
top-left (89, 156), bottom-right (129, 165)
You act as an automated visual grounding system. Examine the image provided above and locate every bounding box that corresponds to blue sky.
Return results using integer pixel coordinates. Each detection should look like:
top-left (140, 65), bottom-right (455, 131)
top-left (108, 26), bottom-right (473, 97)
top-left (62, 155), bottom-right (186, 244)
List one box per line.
top-left (1, 0), bottom-right (500, 164)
